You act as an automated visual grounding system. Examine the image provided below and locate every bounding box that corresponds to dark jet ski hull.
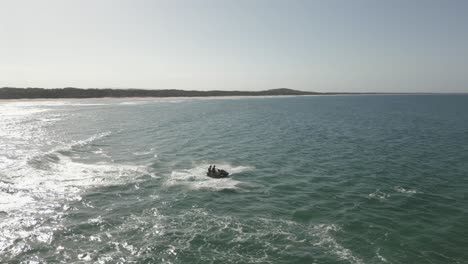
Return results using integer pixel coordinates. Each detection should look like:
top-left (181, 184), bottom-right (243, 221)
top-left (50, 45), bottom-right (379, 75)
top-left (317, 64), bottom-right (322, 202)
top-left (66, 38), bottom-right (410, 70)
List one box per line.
top-left (206, 170), bottom-right (229, 179)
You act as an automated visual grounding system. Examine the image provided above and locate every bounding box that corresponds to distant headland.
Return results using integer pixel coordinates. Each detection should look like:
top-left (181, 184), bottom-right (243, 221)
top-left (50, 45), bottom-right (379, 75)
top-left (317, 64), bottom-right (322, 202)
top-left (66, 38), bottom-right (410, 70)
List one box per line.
top-left (0, 87), bottom-right (371, 100)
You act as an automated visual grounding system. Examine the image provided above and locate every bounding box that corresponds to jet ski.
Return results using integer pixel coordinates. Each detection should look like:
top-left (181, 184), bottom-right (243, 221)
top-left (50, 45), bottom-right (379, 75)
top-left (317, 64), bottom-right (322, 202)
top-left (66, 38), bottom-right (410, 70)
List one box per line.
top-left (206, 169), bottom-right (229, 179)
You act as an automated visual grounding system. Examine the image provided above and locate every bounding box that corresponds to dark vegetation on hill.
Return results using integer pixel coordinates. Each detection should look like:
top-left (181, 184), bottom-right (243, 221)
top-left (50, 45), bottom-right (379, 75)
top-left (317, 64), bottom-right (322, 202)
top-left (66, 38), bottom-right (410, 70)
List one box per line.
top-left (0, 87), bottom-right (331, 99)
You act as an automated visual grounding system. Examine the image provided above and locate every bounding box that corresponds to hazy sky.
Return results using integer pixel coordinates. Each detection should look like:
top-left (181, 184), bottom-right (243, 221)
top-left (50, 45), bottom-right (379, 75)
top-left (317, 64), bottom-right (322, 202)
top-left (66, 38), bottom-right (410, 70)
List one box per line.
top-left (1, 0), bottom-right (467, 92)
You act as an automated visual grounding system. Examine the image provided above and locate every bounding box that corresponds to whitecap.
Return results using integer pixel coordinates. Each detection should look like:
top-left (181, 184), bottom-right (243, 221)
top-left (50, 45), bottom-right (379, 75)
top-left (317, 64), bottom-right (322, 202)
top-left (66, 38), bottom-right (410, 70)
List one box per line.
top-left (376, 248), bottom-right (389, 262)
top-left (133, 148), bottom-right (157, 156)
top-left (77, 253), bottom-right (92, 261)
top-left (368, 189), bottom-right (390, 200)
top-left (394, 186), bottom-right (418, 194)
top-left (312, 224), bottom-right (364, 264)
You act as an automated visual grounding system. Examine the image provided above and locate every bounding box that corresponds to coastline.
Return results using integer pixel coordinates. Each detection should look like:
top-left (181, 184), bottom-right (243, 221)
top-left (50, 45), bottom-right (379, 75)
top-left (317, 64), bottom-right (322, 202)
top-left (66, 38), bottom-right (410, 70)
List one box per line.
top-left (0, 93), bottom-right (465, 102)
top-left (0, 87), bottom-right (468, 101)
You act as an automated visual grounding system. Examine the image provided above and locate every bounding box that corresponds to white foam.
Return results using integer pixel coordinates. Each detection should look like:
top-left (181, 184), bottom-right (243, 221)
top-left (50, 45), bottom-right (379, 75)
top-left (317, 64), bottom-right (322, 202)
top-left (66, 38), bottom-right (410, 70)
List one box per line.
top-left (0, 104), bottom-right (67, 141)
top-left (368, 189), bottom-right (390, 200)
top-left (376, 248), bottom-right (388, 262)
top-left (312, 224), bottom-right (364, 264)
top-left (0, 102), bottom-right (137, 259)
top-left (119, 101), bottom-right (151, 105)
top-left (123, 208), bottom-right (364, 263)
top-left (69, 132), bottom-right (111, 149)
top-left (49, 155), bottom-right (147, 188)
top-left (0, 190), bottom-right (36, 212)
top-left (0, 129), bottom-right (148, 257)
top-left (1, 153), bottom-right (146, 214)
top-left (27, 131), bottom-right (112, 163)
top-left (77, 253), bottom-right (92, 261)
top-left (133, 148), bottom-right (157, 156)
top-left (394, 186), bottom-right (418, 194)
top-left (0, 155), bottom-right (147, 256)
top-left (38, 115), bottom-right (63, 123)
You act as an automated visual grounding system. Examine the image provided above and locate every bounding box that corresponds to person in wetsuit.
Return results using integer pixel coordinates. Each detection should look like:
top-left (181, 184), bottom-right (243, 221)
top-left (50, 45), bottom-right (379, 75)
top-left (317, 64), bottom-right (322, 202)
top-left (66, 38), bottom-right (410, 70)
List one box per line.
top-left (208, 165), bottom-right (212, 173)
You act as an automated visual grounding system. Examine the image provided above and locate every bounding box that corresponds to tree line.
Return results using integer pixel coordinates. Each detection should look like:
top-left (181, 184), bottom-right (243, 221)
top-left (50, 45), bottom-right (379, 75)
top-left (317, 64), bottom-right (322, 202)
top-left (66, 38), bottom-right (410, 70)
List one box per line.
top-left (0, 87), bottom-right (320, 99)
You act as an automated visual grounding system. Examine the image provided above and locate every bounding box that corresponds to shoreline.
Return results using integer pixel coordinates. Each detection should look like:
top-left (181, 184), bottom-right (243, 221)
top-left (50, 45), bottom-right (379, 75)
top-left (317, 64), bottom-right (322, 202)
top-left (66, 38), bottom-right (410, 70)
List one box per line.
top-left (2, 87), bottom-right (466, 101)
top-left (0, 93), bottom-right (468, 102)
top-left (1, 93), bottom-right (466, 102)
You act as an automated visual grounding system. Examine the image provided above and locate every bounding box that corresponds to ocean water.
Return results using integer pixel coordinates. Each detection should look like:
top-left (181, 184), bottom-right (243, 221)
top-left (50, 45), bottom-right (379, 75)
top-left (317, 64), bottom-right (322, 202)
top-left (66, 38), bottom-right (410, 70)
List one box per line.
top-left (1, 95), bottom-right (467, 263)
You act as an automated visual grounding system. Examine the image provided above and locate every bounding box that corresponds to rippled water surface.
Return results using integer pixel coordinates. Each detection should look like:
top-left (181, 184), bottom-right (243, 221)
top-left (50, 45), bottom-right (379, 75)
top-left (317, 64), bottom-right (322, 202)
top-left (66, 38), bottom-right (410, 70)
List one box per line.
top-left (1, 95), bottom-right (468, 263)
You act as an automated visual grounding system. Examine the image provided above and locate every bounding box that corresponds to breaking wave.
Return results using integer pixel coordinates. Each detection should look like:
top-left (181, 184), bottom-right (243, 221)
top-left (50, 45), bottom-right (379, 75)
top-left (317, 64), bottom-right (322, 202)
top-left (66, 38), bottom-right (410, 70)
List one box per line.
top-left (0, 130), bottom-right (149, 261)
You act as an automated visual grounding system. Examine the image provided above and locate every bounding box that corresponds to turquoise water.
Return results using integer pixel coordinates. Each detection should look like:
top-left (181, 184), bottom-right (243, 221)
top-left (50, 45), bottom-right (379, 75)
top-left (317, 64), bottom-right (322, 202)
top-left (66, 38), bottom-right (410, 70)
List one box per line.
top-left (1, 95), bottom-right (467, 263)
